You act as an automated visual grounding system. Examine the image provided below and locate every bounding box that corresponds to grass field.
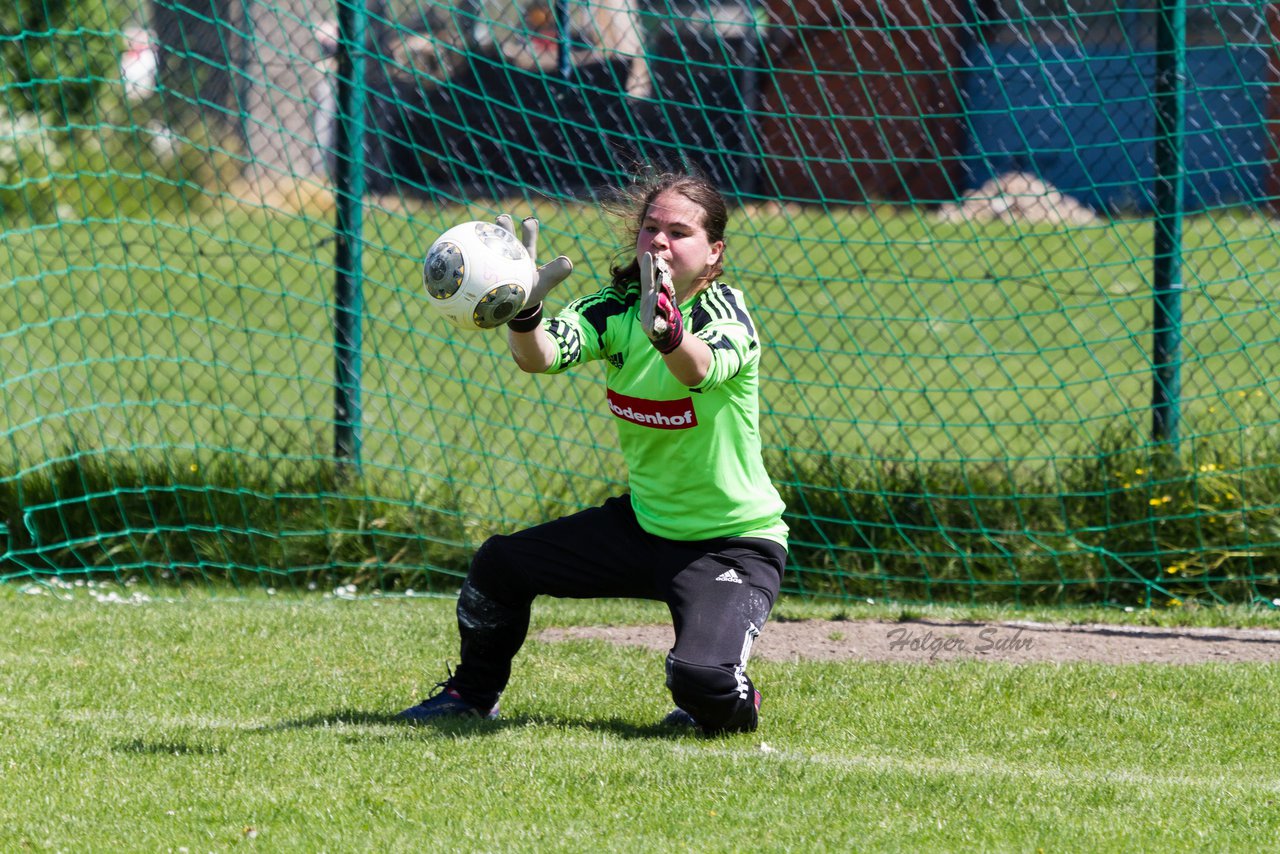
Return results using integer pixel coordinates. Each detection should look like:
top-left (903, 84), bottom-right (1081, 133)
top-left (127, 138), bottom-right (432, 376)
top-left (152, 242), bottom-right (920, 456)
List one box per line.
top-left (4, 586), bottom-right (1280, 851)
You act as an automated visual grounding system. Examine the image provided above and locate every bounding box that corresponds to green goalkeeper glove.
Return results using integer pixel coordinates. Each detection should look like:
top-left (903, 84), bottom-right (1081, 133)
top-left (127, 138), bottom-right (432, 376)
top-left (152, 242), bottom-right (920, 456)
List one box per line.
top-left (497, 214), bottom-right (573, 332)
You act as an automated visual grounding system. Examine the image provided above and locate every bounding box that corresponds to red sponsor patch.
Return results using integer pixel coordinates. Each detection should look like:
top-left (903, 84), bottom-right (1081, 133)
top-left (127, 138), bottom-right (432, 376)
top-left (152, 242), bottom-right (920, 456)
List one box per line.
top-left (607, 389), bottom-right (697, 430)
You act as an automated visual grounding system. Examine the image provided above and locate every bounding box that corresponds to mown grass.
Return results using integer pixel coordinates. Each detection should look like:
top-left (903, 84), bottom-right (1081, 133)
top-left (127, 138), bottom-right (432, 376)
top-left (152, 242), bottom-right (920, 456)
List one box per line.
top-left (2, 590), bottom-right (1278, 851)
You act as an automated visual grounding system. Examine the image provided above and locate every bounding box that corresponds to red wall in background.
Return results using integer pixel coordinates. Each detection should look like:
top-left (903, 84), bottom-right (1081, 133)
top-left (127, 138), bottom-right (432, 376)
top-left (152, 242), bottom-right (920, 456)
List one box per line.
top-left (756, 0), bottom-right (968, 205)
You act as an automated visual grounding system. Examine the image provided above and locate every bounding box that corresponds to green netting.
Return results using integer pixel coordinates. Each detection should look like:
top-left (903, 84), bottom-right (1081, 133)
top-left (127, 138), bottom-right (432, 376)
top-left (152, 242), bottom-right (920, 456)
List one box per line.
top-left (2, 0), bottom-right (1279, 606)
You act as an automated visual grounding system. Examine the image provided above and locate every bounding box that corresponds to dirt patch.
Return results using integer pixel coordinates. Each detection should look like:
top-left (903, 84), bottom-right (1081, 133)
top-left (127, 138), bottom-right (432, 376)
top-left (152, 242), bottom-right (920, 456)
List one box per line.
top-left (538, 619), bottom-right (1280, 665)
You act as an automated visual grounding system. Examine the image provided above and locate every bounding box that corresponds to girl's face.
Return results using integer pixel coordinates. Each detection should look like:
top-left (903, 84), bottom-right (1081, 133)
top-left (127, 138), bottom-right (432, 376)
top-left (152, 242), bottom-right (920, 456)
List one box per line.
top-left (636, 189), bottom-right (724, 297)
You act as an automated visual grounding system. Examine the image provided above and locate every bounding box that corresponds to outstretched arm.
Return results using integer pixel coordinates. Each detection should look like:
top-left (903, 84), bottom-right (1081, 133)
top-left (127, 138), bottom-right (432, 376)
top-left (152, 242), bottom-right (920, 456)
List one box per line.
top-left (508, 321), bottom-right (558, 373)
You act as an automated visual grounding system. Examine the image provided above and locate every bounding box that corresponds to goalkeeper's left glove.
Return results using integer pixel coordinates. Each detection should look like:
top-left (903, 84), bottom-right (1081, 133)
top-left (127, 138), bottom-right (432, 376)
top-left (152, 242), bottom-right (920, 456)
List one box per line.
top-left (496, 214), bottom-right (573, 332)
top-left (639, 252), bottom-right (684, 354)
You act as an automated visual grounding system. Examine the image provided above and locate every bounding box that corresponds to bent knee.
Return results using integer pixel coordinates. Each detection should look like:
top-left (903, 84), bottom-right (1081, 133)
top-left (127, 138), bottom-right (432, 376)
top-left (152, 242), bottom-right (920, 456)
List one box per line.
top-left (468, 535), bottom-right (523, 591)
top-left (665, 654), bottom-right (756, 733)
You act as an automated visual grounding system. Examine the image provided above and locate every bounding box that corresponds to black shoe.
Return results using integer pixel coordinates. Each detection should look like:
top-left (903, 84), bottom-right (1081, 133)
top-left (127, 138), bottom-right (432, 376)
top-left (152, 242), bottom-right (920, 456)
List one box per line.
top-left (398, 681), bottom-right (499, 723)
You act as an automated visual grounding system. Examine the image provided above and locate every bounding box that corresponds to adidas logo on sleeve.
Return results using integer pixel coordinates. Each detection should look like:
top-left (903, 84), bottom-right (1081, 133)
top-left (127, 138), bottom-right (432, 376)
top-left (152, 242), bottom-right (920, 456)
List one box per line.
top-left (715, 569), bottom-right (743, 584)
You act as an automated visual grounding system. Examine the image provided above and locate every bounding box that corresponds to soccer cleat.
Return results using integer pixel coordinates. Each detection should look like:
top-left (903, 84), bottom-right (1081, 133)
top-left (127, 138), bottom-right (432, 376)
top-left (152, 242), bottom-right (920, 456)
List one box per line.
top-left (663, 689), bottom-right (761, 730)
top-left (398, 681), bottom-right (499, 723)
top-left (662, 706), bottom-right (698, 728)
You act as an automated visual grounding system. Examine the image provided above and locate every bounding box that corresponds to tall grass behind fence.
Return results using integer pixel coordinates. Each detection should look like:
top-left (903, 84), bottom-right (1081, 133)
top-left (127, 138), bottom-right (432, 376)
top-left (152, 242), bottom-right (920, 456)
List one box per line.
top-left (2, 0), bottom-right (1280, 606)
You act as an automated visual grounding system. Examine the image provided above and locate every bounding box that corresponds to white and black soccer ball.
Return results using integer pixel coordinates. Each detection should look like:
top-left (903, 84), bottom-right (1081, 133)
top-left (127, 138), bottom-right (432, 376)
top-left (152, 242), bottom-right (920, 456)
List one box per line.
top-left (422, 221), bottom-right (534, 330)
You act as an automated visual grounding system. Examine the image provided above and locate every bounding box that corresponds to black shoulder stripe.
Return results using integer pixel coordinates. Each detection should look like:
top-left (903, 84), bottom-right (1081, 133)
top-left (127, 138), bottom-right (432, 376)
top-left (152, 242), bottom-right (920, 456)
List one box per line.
top-left (701, 282), bottom-right (755, 337)
top-left (690, 282), bottom-right (730, 331)
top-left (688, 300), bottom-right (712, 333)
top-left (574, 288), bottom-right (628, 351)
top-left (576, 289), bottom-right (626, 326)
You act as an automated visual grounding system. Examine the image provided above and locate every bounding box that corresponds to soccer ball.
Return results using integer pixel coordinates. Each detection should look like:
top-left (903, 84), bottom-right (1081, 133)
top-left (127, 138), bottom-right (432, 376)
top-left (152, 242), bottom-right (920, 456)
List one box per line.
top-left (422, 221), bottom-right (534, 330)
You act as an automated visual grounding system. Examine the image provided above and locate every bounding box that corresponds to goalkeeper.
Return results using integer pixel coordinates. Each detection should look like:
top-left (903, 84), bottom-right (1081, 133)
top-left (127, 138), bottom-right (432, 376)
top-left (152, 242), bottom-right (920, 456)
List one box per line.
top-left (400, 172), bottom-right (788, 734)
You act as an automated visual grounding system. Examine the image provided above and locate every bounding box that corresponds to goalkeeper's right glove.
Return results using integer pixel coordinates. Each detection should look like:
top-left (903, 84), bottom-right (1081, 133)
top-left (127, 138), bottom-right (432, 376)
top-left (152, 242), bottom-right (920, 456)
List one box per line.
top-left (496, 214), bottom-right (573, 332)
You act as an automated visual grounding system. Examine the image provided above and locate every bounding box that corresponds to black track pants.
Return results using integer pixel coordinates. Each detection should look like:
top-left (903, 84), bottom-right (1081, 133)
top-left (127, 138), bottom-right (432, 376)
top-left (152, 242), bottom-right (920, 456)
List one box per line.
top-left (450, 495), bottom-right (785, 733)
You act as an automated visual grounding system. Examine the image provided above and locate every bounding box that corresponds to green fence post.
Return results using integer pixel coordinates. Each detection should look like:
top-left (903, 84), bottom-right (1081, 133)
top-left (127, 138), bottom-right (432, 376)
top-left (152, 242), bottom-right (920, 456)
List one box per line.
top-left (555, 0), bottom-right (573, 79)
top-left (333, 0), bottom-right (368, 470)
top-left (1151, 0), bottom-right (1186, 447)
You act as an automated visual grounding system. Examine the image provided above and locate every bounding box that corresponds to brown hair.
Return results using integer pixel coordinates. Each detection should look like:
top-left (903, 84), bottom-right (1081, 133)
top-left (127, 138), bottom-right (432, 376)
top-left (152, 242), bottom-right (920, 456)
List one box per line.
top-left (607, 171), bottom-right (728, 291)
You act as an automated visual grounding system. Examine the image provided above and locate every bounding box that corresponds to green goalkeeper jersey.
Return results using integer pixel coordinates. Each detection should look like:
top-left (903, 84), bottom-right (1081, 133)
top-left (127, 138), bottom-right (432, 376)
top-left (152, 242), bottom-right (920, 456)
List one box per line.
top-left (544, 281), bottom-right (788, 547)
